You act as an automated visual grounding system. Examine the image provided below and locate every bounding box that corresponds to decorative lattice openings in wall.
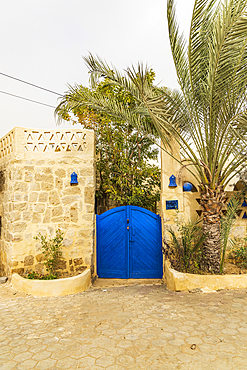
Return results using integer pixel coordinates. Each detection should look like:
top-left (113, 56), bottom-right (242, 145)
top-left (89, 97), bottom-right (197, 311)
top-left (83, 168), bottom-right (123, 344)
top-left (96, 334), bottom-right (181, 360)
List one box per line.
top-left (0, 131), bottom-right (14, 159)
top-left (24, 130), bottom-right (87, 153)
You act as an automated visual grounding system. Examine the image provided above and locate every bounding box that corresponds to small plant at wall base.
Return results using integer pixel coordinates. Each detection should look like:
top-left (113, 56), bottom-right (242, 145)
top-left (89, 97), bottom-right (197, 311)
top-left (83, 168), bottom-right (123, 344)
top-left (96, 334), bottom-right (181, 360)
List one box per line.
top-left (163, 217), bottom-right (206, 274)
top-left (27, 230), bottom-right (63, 280)
top-left (228, 236), bottom-right (247, 271)
top-left (220, 184), bottom-right (247, 273)
top-left (27, 271), bottom-right (58, 280)
top-left (220, 195), bottom-right (243, 273)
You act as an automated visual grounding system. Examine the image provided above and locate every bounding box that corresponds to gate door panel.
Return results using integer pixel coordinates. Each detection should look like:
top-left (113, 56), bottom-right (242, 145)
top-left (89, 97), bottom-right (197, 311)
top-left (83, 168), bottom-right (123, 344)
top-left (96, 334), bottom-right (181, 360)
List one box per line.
top-left (129, 207), bottom-right (162, 278)
top-left (96, 207), bottom-right (128, 278)
top-left (96, 206), bottom-right (162, 279)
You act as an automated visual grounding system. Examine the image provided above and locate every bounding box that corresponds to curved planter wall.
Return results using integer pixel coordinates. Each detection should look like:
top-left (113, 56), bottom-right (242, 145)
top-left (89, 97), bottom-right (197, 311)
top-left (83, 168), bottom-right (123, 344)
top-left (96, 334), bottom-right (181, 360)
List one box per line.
top-left (165, 261), bottom-right (247, 292)
top-left (12, 269), bottom-right (91, 297)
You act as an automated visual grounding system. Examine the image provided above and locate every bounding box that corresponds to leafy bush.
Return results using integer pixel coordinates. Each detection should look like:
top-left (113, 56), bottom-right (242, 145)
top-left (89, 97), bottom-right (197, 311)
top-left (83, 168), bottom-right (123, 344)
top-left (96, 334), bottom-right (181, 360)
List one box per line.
top-left (27, 229), bottom-right (64, 280)
top-left (34, 229), bottom-right (63, 275)
top-left (163, 217), bottom-right (205, 273)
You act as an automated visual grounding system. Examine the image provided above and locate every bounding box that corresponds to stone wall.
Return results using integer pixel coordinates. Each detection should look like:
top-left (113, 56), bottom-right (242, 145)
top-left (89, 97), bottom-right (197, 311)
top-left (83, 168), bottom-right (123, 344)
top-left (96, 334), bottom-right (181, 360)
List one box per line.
top-left (0, 127), bottom-right (95, 277)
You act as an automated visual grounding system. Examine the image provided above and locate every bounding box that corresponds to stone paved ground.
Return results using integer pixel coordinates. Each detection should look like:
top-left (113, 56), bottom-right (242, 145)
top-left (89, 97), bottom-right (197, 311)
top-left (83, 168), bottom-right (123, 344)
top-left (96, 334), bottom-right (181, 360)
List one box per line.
top-left (1, 281), bottom-right (247, 370)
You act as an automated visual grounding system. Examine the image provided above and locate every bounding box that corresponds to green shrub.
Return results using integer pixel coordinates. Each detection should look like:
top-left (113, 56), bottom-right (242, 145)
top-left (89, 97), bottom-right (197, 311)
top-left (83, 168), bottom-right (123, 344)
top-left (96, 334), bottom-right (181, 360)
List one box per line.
top-left (228, 237), bottom-right (247, 270)
top-left (220, 195), bottom-right (242, 273)
top-left (163, 217), bottom-right (205, 273)
top-left (34, 229), bottom-right (63, 276)
top-left (27, 229), bottom-right (64, 280)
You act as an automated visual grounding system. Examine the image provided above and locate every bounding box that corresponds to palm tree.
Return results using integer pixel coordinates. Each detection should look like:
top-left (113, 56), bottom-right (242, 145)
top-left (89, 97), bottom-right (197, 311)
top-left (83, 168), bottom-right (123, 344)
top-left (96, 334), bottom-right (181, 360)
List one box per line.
top-left (56, 0), bottom-right (247, 273)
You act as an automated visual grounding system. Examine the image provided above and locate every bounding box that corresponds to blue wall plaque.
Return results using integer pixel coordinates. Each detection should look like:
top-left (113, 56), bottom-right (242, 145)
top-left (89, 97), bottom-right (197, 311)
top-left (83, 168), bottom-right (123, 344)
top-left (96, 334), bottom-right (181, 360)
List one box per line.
top-left (166, 200), bottom-right (178, 210)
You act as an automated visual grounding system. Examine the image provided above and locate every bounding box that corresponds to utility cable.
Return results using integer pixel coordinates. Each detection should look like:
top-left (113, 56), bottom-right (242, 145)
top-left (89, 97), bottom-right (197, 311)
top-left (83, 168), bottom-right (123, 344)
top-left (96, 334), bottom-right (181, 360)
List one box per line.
top-left (0, 72), bottom-right (63, 96)
top-left (0, 90), bottom-right (56, 108)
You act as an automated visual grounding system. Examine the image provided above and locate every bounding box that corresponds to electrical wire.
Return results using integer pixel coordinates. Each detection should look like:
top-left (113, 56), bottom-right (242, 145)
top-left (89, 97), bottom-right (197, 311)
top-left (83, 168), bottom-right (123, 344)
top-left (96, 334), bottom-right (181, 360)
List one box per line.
top-left (0, 90), bottom-right (56, 108)
top-left (0, 72), bottom-right (63, 96)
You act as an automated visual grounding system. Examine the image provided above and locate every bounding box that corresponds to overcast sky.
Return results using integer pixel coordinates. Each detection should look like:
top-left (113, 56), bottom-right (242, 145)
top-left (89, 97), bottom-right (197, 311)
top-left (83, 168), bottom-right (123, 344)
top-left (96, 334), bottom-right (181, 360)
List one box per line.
top-left (0, 0), bottom-right (194, 138)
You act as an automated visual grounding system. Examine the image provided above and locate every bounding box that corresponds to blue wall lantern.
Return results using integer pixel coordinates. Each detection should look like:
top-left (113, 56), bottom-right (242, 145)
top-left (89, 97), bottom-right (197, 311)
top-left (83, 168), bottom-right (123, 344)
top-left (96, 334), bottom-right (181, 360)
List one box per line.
top-left (183, 182), bottom-right (193, 192)
top-left (70, 172), bottom-right (78, 185)
top-left (169, 175), bottom-right (177, 187)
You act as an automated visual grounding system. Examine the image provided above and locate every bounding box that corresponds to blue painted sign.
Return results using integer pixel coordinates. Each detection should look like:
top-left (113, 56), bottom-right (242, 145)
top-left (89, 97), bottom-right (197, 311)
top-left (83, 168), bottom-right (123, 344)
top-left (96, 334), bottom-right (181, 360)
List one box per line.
top-left (96, 206), bottom-right (163, 279)
top-left (166, 200), bottom-right (178, 210)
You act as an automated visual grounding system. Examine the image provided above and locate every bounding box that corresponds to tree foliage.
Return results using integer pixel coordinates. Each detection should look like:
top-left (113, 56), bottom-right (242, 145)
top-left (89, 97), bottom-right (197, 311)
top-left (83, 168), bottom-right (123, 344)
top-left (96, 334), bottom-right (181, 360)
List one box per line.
top-left (56, 74), bottom-right (161, 212)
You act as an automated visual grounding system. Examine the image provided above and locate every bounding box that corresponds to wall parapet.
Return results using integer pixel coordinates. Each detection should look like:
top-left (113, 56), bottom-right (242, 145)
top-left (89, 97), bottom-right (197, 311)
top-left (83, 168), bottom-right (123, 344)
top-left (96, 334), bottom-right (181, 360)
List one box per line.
top-left (0, 127), bottom-right (93, 163)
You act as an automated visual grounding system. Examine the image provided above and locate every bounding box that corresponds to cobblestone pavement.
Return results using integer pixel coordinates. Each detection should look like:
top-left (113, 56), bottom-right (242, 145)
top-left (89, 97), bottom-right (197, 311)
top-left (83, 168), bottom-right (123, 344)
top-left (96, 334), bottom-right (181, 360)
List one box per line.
top-left (1, 281), bottom-right (247, 370)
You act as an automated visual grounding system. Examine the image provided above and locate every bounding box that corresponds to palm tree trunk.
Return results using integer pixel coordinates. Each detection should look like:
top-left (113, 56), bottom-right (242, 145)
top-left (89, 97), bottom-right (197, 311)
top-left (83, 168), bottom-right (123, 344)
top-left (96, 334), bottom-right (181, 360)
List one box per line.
top-left (200, 186), bottom-right (226, 273)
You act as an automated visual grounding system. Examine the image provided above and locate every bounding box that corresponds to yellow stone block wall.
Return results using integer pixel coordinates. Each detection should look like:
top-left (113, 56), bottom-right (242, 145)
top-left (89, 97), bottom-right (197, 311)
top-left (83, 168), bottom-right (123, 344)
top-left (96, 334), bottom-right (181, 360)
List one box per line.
top-left (0, 127), bottom-right (95, 277)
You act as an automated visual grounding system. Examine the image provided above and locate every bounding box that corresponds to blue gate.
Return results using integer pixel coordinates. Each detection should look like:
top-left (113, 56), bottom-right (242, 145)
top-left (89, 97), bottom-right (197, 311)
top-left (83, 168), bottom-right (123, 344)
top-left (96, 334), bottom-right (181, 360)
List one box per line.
top-left (96, 206), bottom-right (163, 279)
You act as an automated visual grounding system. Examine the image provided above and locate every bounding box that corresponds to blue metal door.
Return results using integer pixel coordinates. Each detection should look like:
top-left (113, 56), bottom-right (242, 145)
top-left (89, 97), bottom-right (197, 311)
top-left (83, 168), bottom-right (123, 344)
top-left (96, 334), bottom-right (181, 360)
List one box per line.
top-left (96, 206), bottom-right (162, 278)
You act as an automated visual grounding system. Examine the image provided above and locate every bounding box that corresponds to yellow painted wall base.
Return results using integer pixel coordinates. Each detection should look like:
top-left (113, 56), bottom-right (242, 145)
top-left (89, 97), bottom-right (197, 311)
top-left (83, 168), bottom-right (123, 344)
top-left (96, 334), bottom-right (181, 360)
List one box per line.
top-left (165, 260), bottom-right (247, 292)
top-left (11, 269), bottom-right (91, 297)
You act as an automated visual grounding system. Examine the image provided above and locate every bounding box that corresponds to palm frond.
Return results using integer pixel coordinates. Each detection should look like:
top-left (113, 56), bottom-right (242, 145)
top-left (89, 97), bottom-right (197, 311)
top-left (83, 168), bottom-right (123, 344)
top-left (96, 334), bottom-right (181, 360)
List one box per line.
top-left (167, 0), bottom-right (190, 95)
top-left (83, 53), bottom-right (146, 100)
top-left (143, 0), bottom-right (247, 188)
